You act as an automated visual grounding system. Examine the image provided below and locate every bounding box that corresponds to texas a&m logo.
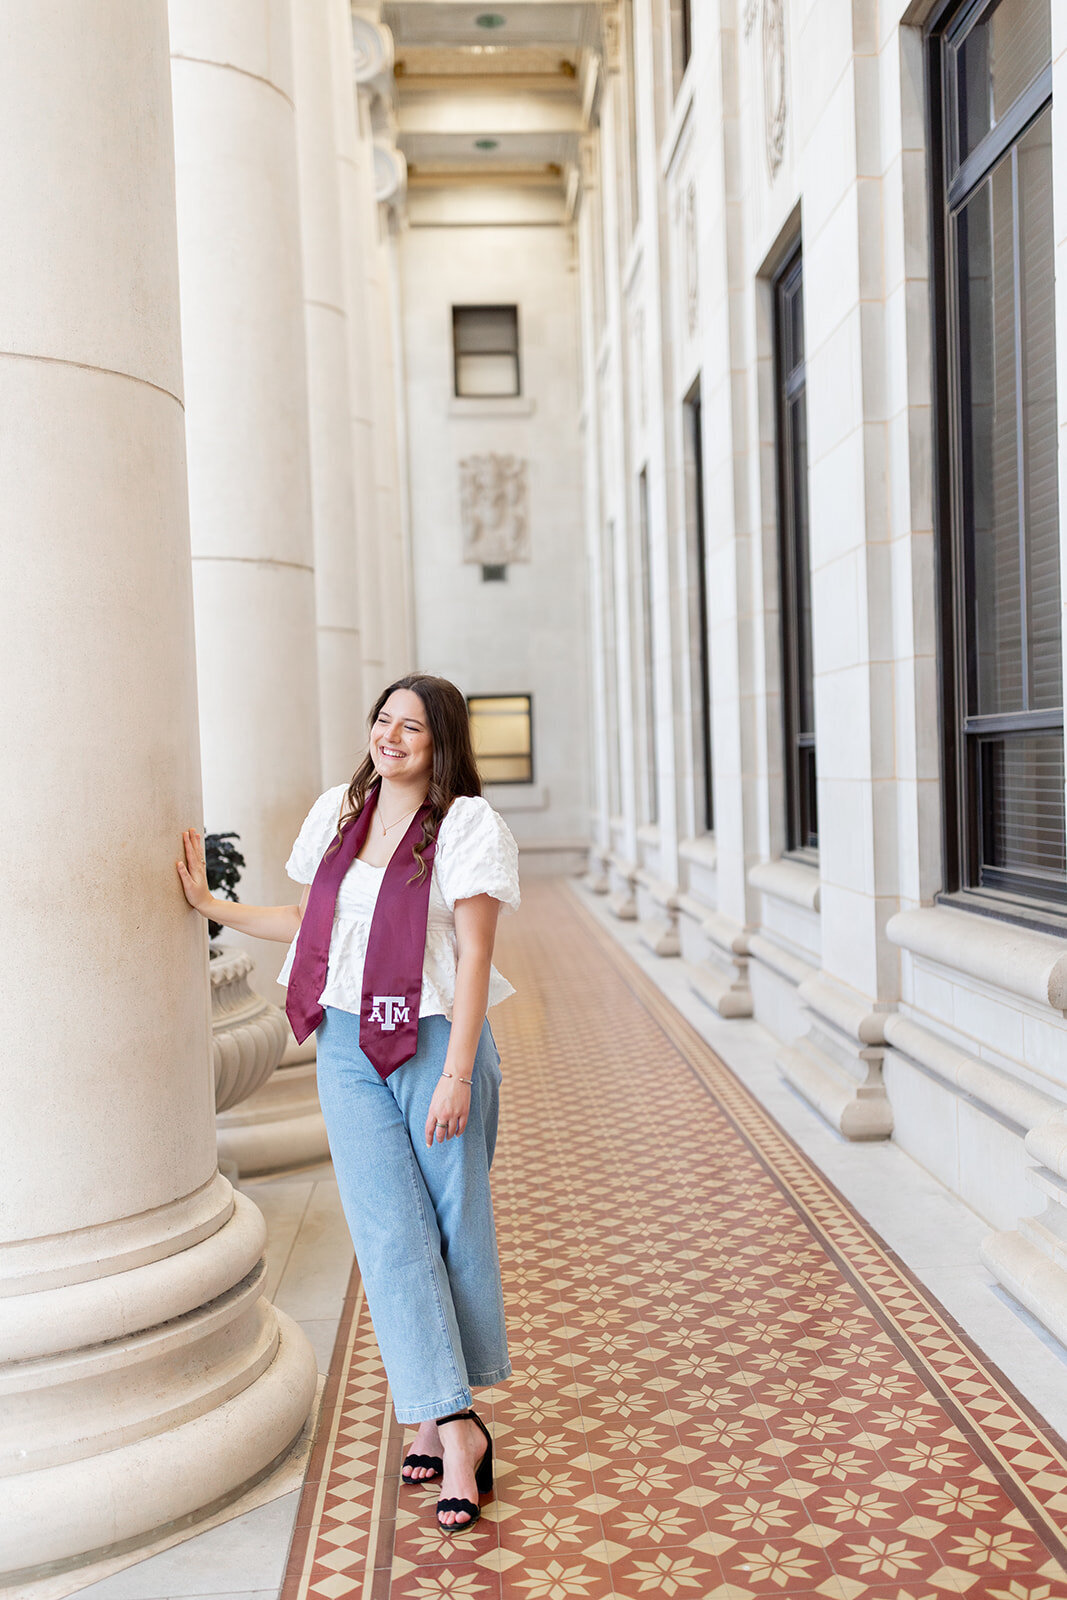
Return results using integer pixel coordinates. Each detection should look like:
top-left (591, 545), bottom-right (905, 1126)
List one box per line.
top-left (368, 995), bottom-right (410, 1032)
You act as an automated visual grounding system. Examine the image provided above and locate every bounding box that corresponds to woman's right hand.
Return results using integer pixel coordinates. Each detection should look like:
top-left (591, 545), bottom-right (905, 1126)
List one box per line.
top-left (176, 828), bottom-right (214, 917)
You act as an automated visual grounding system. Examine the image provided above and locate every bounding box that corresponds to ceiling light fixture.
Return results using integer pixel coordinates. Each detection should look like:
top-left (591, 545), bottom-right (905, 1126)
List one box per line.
top-left (475, 13), bottom-right (506, 28)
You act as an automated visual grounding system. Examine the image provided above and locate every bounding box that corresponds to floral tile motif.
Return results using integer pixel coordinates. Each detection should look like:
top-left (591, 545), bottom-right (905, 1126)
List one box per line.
top-left (281, 883), bottom-right (1067, 1600)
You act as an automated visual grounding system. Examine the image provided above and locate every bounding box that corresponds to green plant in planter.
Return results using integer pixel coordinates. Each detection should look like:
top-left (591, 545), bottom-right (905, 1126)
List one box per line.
top-left (205, 831), bottom-right (245, 946)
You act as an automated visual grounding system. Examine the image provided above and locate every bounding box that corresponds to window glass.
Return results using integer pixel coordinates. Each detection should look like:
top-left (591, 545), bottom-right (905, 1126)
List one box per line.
top-left (980, 733), bottom-right (1066, 886)
top-left (955, 0), bottom-right (1051, 163)
top-left (452, 307), bottom-right (520, 398)
top-left (467, 695), bottom-right (533, 784)
top-left (775, 250), bottom-right (817, 855)
top-left (935, 0), bottom-right (1062, 911)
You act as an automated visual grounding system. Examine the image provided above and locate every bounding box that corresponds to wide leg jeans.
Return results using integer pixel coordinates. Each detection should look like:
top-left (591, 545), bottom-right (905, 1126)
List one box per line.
top-left (315, 1006), bottom-right (511, 1423)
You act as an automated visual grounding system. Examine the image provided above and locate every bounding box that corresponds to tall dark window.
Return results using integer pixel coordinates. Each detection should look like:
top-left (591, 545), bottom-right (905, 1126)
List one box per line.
top-left (637, 467), bottom-right (657, 825)
top-left (452, 306), bottom-right (520, 398)
top-left (684, 387), bottom-right (713, 833)
top-left (774, 246), bottom-right (817, 855)
top-left (930, 0), bottom-right (1063, 915)
top-left (671, 0), bottom-right (693, 91)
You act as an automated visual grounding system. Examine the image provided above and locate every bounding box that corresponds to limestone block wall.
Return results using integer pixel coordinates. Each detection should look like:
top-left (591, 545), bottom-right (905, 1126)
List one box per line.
top-left (399, 219), bottom-right (589, 867)
top-left (577, 0), bottom-right (1067, 1352)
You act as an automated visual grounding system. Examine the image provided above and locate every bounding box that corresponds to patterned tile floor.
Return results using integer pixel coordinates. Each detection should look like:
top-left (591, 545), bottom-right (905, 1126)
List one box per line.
top-left (281, 881), bottom-right (1067, 1600)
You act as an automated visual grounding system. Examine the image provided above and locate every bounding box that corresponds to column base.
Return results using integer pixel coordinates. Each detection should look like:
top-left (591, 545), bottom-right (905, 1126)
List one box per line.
top-left (680, 904), bottom-right (753, 1019)
top-left (606, 854), bottom-right (638, 920)
top-left (582, 846), bottom-right (611, 895)
top-left (0, 1185), bottom-right (318, 1581)
top-left (981, 1114), bottom-right (1067, 1353)
top-left (777, 975), bottom-right (894, 1141)
top-left (217, 1036), bottom-right (329, 1177)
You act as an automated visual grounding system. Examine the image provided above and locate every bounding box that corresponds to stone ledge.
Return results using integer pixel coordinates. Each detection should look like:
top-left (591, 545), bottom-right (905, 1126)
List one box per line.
top-left (882, 1012), bottom-right (1062, 1133)
top-left (749, 858), bottom-right (821, 912)
top-left (634, 867), bottom-right (679, 910)
top-left (447, 395), bottom-right (535, 418)
top-left (748, 931), bottom-right (818, 989)
top-left (887, 905), bottom-right (1067, 1014)
top-left (678, 835), bottom-right (718, 871)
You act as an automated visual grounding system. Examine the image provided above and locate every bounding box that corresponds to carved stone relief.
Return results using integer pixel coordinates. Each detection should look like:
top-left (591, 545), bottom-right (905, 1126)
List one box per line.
top-left (762, 0), bottom-right (787, 177)
top-left (351, 14), bottom-right (393, 86)
top-left (601, 2), bottom-right (622, 73)
top-left (685, 181), bottom-right (698, 336)
top-left (373, 140), bottom-right (407, 206)
top-left (630, 305), bottom-right (646, 430)
top-left (459, 455), bottom-right (530, 565)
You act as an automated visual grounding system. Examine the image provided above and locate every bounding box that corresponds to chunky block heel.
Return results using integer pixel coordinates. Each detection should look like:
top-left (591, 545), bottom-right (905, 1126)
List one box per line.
top-left (433, 1408), bottom-right (493, 1533)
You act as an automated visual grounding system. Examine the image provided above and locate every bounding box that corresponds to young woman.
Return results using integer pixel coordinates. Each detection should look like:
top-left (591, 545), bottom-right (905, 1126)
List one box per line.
top-left (177, 673), bottom-right (519, 1533)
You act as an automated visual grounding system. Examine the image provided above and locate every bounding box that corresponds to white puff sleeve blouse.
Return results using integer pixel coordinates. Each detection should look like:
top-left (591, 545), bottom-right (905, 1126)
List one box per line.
top-left (276, 786), bottom-right (520, 1022)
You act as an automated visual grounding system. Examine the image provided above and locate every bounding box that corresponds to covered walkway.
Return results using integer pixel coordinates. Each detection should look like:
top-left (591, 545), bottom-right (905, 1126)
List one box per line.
top-left (272, 882), bottom-right (1067, 1600)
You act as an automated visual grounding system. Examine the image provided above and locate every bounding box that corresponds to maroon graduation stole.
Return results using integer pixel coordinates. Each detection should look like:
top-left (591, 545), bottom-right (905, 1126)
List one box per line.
top-left (284, 785), bottom-right (436, 1080)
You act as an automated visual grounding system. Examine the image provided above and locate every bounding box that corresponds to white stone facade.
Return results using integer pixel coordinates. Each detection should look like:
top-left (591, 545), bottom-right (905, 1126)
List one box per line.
top-left (577, 0), bottom-right (1067, 1351)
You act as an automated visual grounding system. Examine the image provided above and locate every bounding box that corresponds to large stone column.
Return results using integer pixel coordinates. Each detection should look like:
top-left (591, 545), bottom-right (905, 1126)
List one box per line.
top-left (170, 0), bottom-right (328, 1172)
top-left (0, 2), bottom-right (317, 1578)
top-left (339, 9), bottom-right (392, 700)
top-left (292, 0), bottom-right (365, 785)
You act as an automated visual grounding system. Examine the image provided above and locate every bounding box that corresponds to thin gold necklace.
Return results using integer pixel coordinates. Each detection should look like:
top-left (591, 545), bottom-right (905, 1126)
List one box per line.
top-left (377, 802), bottom-right (421, 835)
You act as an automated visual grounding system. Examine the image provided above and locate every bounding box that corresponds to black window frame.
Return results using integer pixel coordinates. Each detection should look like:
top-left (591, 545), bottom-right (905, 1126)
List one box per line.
top-left (451, 305), bottom-right (521, 399)
top-left (684, 383), bottom-right (714, 834)
top-left (773, 243), bottom-right (818, 859)
top-left (636, 465), bottom-right (658, 827)
top-left (927, 0), bottom-right (1065, 930)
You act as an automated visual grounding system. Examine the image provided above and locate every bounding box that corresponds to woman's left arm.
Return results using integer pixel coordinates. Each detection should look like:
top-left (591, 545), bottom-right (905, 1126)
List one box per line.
top-left (424, 892), bottom-right (501, 1147)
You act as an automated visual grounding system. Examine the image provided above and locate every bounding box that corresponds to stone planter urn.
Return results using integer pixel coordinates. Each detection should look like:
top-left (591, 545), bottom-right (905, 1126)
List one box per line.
top-left (210, 947), bottom-right (289, 1116)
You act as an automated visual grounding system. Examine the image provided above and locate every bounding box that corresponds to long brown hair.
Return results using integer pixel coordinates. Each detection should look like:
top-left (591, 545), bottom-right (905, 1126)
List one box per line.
top-left (330, 674), bottom-right (482, 880)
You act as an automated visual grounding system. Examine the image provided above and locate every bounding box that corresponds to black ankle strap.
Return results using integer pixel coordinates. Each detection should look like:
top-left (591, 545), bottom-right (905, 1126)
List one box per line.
top-left (435, 1408), bottom-right (474, 1426)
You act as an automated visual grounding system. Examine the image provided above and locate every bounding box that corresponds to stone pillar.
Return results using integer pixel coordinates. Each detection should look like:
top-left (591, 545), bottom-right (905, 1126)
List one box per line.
top-left (170, 0), bottom-right (328, 1172)
top-left (773, 12), bottom-right (896, 1140)
top-left (338, 7), bottom-right (391, 701)
top-left (292, 0), bottom-right (365, 787)
top-left (0, 2), bottom-right (317, 1578)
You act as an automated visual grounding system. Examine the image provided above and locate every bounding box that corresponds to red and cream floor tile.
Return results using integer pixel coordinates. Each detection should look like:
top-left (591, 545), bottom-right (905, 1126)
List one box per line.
top-left (280, 882), bottom-right (1067, 1600)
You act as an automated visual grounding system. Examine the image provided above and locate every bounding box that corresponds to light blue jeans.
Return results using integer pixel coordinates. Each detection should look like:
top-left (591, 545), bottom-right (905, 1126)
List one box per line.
top-left (315, 1006), bottom-right (512, 1423)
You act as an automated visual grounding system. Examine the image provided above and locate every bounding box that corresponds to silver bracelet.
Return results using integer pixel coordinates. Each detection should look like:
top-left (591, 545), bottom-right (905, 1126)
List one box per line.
top-left (440, 1070), bottom-right (473, 1085)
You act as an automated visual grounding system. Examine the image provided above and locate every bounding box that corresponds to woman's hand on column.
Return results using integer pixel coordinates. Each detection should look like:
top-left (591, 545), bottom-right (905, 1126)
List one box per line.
top-left (425, 1075), bottom-right (472, 1147)
top-left (176, 828), bottom-right (214, 917)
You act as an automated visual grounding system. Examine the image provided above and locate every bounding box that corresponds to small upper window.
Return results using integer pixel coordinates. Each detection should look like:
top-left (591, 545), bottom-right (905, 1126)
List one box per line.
top-left (452, 306), bottom-right (520, 398)
top-left (467, 694), bottom-right (533, 784)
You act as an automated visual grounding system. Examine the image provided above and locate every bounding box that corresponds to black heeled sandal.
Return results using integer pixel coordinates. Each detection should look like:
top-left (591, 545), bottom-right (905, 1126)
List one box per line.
top-left (400, 1450), bottom-right (443, 1485)
top-left (434, 1408), bottom-right (493, 1533)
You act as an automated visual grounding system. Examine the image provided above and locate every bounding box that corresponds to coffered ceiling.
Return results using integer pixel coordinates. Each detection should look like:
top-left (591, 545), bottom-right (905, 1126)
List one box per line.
top-left (381, 1), bottom-right (602, 217)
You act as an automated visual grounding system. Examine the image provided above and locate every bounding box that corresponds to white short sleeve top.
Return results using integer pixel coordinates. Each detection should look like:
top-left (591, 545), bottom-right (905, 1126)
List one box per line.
top-left (276, 785), bottom-right (521, 1021)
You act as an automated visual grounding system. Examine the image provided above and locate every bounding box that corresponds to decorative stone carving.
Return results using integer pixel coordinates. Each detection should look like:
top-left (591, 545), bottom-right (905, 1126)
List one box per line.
top-left (601, 2), bottom-right (621, 72)
top-left (762, 0), bottom-right (787, 177)
top-left (459, 455), bottom-right (530, 565)
top-left (580, 132), bottom-right (599, 190)
top-left (351, 14), bottom-right (393, 87)
top-left (630, 305), bottom-right (646, 429)
top-left (373, 139), bottom-right (407, 206)
top-left (211, 949), bottom-right (289, 1116)
top-left (685, 181), bottom-right (698, 336)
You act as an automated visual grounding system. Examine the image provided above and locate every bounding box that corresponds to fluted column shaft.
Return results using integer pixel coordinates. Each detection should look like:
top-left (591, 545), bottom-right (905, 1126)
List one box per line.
top-left (0, 1), bottom-right (316, 1577)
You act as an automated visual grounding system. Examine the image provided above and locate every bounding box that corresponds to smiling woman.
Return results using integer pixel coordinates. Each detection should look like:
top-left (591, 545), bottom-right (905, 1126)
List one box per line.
top-left (178, 673), bottom-right (520, 1536)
